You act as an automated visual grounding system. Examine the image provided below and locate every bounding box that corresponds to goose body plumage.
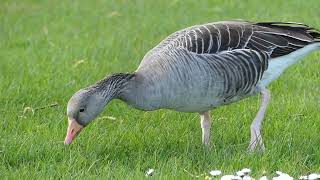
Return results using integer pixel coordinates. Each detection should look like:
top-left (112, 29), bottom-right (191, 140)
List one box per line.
top-left (119, 21), bottom-right (320, 112)
top-left (65, 20), bottom-right (320, 150)
top-left (121, 48), bottom-right (268, 112)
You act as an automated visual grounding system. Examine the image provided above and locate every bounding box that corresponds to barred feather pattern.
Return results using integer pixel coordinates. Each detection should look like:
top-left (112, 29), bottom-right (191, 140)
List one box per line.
top-left (144, 21), bottom-right (320, 60)
top-left (87, 73), bottom-right (135, 101)
top-left (125, 48), bottom-right (269, 111)
top-left (192, 49), bottom-right (269, 102)
top-left (156, 48), bottom-right (269, 108)
top-left (130, 20), bottom-right (320, 111)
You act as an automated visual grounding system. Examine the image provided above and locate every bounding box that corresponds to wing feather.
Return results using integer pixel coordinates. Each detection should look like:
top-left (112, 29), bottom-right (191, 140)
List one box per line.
top-left (197, 49), bottom-right (269, 100)
top-left (140, 20), bottom-right (319, 68)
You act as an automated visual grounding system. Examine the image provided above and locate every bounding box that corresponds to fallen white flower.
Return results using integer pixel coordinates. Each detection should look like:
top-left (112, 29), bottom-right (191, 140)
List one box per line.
top-left (308, 173), bottom-right (320, 180)
top-left (299, 176), bottom-right (308, 180)
top-left (221, 175), bottom-right (234, 180)
top-left (259, 176), bottom-right (268, 180)
top-left (209, 170), bottom-right (222, 176)
top-left (145, 168), bottom-right (155, 176)
top-left (241, 168), bottom-right (252, 174)
top-left (236, 171), bottom-right (245, 177)
top-left (221, 175), bottom-right (241, 180)
top-left (242, 175), bottom-right (252, 180)
top-left (272, 172), bottom-right (293, 180)
top-left (233, 176), bottom-right (242, 180)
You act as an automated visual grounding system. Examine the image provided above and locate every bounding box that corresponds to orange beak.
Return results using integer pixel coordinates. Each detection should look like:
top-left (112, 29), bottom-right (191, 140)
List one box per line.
top-left (64, 118), bottom-right (83, 145)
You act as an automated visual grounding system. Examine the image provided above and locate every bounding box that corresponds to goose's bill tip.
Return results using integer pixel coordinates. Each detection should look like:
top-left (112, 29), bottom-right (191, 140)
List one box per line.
top-left (64, 118), bottom-right (83, 145)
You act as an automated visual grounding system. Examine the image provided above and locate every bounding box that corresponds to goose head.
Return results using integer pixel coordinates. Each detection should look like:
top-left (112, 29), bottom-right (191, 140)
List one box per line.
top-left (64, 73), bottom-right (134, 145)
top-left (64, 89), bottom-right (106, 145)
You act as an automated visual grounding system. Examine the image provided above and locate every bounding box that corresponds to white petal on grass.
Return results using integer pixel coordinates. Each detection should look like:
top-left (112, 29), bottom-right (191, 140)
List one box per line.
top-left (221, 175), bottom-right (241, 180)
top-left (260, 176), bottom-right (268, 180)
top-left (221, 175), bottom-right (234, 180)
top-left (145, 168), bottom-right (155, 177)
top-left (308, 173), bottom-right (320, 180)
top-left (276, 171), bottom-right (283, 175)
top-left (236, 171), bottom-right (245, 177)
top-left (233, 176), bottom-right (242, 180)
top-left (299, 176), bottom-right (308, 180)
top-left (241, 168), bottom-right (252, 174)
top-left (209, 170), bottom-right (222, 176)
top-left (272, 173), bottom-right (293, 180)
top-left (242, 175), bottom-right (252, 180)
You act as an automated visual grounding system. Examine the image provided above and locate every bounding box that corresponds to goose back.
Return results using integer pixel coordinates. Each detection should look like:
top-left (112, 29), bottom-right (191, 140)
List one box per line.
top-left (124, 21), bottom-right (320, 112)
top-left (140, 21), bottom-right (319, 67)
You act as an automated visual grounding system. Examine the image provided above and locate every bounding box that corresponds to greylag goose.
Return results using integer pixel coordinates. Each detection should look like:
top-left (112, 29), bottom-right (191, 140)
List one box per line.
top-left (64, 20), bottom-right (320, 151)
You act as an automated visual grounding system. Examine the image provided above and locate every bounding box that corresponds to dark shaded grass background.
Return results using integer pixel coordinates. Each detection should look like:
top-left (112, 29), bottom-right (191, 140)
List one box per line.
top-left (0, 0), bottom-right (320, 178)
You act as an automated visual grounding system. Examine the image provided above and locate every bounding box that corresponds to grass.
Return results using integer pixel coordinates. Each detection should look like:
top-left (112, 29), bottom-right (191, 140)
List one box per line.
top-left (1, 0), bottom-right (320, 179)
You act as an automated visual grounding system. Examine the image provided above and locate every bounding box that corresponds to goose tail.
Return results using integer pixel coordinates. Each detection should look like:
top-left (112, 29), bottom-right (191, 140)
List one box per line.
top-left (308, 28), bottom-right (320, 42)
top-left (259, 23), bottom-right (320, 86)
top-left (255, 22), bottom-right (320, 42)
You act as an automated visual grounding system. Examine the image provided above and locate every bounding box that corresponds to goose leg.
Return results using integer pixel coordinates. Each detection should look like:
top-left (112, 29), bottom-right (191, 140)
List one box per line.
top-left (248, 88), bottom-right (271, 152)
top-left (200, 111), bottom-right (211, 146)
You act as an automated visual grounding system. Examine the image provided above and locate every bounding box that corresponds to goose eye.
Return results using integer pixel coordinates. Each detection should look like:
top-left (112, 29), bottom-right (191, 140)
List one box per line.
top-left (79, 108), bottom-right (85, 112)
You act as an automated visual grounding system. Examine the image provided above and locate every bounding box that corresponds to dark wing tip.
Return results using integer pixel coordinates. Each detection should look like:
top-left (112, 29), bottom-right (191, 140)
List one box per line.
top-left (255, 21), bottom-right (320, 42)
top-left (306, 28), bottom-right (320, 42)
top-left (308, 30), bottom-right (320, 42)
top-left (255, 21), bottom-right (309, 27)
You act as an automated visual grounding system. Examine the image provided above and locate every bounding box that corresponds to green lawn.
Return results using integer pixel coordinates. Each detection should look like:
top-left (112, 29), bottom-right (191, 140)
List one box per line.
top-left (1, 0), bottom-right (320, 179)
